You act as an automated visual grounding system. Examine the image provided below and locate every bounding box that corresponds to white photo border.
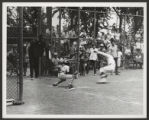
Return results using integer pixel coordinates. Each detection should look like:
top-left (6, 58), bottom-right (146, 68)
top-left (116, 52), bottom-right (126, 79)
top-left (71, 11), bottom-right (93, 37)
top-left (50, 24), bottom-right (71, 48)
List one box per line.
top-left (2, 2), bottom-right (147, 119)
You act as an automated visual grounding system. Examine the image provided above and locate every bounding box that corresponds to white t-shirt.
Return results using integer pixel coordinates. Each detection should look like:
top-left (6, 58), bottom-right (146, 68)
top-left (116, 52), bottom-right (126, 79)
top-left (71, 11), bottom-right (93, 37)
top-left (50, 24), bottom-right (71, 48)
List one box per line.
top-left (109, 45), bottom-right (118, 58)
top-left (89, 48), bottom-right (98, 61)
top-left (49, 50), bottom-right (52, 60)
top-left (117, 51), bottom-right (122, 67)
top-left (125, 48), bottom-right (131, 55)
top-left (118, 51), bottom-right (122, 58)
top-left (115, 33), bottom-right (120, 40)
top-left (135, 33), bottom-right (141, 40)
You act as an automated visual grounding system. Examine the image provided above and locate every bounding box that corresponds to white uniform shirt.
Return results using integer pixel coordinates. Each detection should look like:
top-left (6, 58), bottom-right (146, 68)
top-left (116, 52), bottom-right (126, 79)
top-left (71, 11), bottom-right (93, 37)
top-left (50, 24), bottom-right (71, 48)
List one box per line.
top-left (89, 48), bottom-right (98, 61)
top-left (97, 51), bottom-right (115, 67)
top-left (107, 54), bottom-right (115, 66)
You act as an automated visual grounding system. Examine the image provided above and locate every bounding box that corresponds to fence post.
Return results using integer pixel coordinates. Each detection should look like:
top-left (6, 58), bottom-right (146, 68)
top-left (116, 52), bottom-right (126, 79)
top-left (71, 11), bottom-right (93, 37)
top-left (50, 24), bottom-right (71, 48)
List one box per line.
top-left (77, 7), bottom-right (80, 74)
top-left (93, 10), bottom-right (97, 40)
top-left (59, 8), bottom-right (62, 53)
top-left (38, 7), bottom-right (42, 76)
top-left (14, 7), bottom-right (24, 105)
top-left (59, 8), bottom-right (61, 38)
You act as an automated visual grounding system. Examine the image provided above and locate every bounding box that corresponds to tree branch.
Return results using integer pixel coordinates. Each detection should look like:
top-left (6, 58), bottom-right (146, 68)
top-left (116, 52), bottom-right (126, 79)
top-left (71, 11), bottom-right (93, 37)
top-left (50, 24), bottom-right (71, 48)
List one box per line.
top-left (113, 7), bottom-right (120, 16)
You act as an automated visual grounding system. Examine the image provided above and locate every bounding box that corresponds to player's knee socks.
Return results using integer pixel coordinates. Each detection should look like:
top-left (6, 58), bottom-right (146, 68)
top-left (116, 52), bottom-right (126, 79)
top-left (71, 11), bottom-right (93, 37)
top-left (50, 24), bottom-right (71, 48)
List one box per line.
top-left (101, 74), bottom-right (107, 78)
top-left (57, 79), bottom-right (66, 84)
top-left (100, 73), bottom-right (107, 78)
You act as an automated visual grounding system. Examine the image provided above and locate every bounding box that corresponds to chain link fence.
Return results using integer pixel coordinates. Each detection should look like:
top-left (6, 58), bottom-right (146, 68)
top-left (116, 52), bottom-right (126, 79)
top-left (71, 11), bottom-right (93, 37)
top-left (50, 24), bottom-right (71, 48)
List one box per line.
top-left (7, 39), bottom-right (20, 101)
top-left (7, 7), bottom-right (24, 105)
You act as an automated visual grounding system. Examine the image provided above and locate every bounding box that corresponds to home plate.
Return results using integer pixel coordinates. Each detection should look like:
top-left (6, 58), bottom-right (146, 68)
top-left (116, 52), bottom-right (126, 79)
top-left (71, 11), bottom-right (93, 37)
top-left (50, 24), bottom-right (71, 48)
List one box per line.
top-left (96, 78), bottom-right (107, 84)
top-left (77, 86), bottom-right (92, 89)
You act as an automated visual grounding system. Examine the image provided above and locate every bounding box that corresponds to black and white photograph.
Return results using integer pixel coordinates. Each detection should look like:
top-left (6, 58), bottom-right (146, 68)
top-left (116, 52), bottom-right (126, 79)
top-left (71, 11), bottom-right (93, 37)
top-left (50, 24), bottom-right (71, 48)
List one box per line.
top-left (2, 2), bottom-right (147, 119)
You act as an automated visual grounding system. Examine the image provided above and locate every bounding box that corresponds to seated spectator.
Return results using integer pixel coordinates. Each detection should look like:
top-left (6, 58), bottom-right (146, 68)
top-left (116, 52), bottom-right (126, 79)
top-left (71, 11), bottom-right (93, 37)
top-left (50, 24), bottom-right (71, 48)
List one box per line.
top-left (124, 46), bottom-right (131, 69)
top-left (134, 51), bottom-right (143, 69)
top-left (51, 52), bottom-right (60, 76)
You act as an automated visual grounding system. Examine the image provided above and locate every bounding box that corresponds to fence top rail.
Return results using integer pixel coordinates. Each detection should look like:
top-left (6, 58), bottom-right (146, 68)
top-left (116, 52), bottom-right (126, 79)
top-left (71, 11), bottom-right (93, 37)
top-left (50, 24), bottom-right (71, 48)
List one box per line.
top-left (58, 7), bottom-right (144, 17)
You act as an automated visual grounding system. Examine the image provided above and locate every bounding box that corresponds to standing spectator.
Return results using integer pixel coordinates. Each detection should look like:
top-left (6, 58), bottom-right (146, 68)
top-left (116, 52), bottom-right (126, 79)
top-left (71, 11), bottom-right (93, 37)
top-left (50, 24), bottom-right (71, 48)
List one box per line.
top-left (47, 45), bottom-right (53, 75)
top-left (23, 42), bottom-right (28, 76)
top-left (89, 44), bottom-right (98, 75)
top-left (41, 48), bottom-right (47, 75)
top-left (70, 41), bottom-right (77, 58)
top-left (104, 35), bottom-right (111, 51)
top-left (84, 44), bottom-right (90, 74)
top-left (38, 35), bottom-right (46, 76)
top-left (28, 36), bottom-right (45, 79)
top-left (79, 47), bottom-right (86, 76)
top-left (28, 39), bottom-right (36, 79)
top-left (109, 38), bottom-right (119, 75)
top-left (117, 48), bottom-right (123, 68)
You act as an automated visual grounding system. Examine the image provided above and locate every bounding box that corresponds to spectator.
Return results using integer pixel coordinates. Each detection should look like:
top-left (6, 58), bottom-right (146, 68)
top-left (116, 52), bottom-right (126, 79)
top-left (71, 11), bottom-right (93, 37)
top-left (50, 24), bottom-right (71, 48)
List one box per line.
top-left (69, 28), bottom-right (76, 38)
top-left (117, 48), bottom-right (123, 68)
top-left (134, 50), bottom-right (143, 69)
top-left (79, 47), bottom-right (86, 76)
top-left (124, 45), bottom-right (131, 69)
top-left (28, 36), bottom-right (45, 79)
top-left (41, 48), bottom-right (47, 75)
top-left (38, 35), bottom-right (46, 76)
top-left (109, 38), bottom-right (119, 75)
top-left (89, 44), bottom-right (98, 75)
top-left (23, 42), bottom-right (28, 76)
top-left (28, 39), bottom-right (36, 79)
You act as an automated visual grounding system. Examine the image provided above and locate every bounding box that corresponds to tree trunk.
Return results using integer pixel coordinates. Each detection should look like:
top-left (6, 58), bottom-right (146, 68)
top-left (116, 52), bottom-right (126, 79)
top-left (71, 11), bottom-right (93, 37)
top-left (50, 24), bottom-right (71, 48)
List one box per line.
top-left (37, 7), bottom-right (42, 37)
top-left (119, 15), bottom-right (123, 33)
top-left (46, 7), bottom-right (52, 43)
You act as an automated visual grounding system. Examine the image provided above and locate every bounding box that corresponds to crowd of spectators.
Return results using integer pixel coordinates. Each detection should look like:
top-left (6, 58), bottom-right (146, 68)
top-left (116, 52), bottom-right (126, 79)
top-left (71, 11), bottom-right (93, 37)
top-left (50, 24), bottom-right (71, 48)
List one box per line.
top-left (7, 29), bottom-right (144, 78)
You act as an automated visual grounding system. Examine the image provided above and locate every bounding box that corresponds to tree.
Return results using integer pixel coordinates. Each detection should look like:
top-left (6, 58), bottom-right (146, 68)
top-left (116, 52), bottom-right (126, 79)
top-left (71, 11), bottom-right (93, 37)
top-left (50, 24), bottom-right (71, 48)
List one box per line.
top-left (7, 7), bottom-right (19, 27)
top-left (113, 7), bottom-right (143, 34)
top-left (52, 7), bottom-right (110, 37)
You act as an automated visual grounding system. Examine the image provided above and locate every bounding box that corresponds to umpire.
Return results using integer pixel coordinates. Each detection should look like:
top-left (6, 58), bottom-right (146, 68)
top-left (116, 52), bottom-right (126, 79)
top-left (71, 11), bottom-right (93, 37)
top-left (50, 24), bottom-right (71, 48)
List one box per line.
top-left (28, 35), bottom-right (45, 79)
